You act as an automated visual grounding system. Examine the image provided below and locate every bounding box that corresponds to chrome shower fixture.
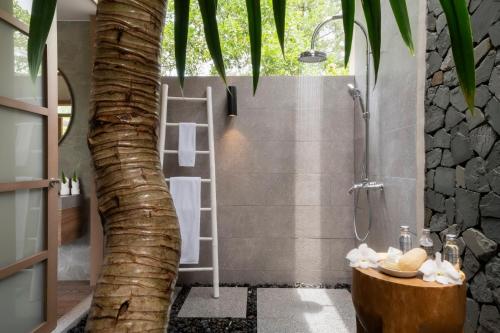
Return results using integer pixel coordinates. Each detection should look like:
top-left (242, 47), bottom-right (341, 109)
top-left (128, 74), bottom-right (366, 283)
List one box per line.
top-left (348, 181), bottom-right (384, 195)
top-left (298, 50), bottom-right (328, 63)
top-left (299, 15), bottom-right (382, 242)
top-left (347, 83), bottom-right (362, 99)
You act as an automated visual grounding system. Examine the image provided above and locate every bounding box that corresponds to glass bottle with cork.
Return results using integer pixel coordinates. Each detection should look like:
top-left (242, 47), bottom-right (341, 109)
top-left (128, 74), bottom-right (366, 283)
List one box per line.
top-left (399, 226), bottom-right (412, 254)
top-left (443, 234), bottom-right (460, 270)
top-left (419, 228), bottom-right (434, 259)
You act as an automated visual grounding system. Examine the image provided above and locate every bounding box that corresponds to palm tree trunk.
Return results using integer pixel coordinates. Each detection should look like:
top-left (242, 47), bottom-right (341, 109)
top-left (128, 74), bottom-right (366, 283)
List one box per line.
top-left (86, 0), bottom-right (180, 331)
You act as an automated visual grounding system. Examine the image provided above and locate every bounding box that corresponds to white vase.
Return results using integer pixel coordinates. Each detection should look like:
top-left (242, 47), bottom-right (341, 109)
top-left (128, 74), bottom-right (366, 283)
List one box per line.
top-left (71, 179), bottom-right (80, 195)
top-left (60, 179), bottom-right (70, 196)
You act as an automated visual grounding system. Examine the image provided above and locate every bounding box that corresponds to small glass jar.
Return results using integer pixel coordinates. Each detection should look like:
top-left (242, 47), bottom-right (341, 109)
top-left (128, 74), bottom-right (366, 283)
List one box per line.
top-left (419, 228), bottom-right (434, 259)
top-left (443, 234), bottom-right (460, 270)
top-left (399, 226), bottom-right (412, 253)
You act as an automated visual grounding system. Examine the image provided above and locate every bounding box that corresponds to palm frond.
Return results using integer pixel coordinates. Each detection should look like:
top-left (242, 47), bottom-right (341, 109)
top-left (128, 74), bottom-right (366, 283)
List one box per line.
top-left (341, 0), bottom-right (355, 68)
top-left (388, 0), bottom-right (414, 54)
top-left (360, 0), bottom-right (381, 82)
top-left (246, 0), bottom-right (262, 94)
top-left (439, 0), bottom-right (475, 112)
top-left (174, 0), bottom-right (191, 89)
top-left (28, 0), bottom-right (57, 81)
top-left (272, 0), bottom-right (286, 56)
top-left (198, 0), bottom-right (226, 83)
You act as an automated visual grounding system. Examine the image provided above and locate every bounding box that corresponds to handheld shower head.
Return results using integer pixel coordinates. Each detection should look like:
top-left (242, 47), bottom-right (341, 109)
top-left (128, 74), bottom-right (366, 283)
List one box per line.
top-left (347, 84), bottom-right (361, 99)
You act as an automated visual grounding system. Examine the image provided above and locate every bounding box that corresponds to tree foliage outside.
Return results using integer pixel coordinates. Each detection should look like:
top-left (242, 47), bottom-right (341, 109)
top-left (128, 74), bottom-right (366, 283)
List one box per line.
top-left (13, 2), bottom-right (31, 74)
top-left (161, 0), bottom-right (349, 77)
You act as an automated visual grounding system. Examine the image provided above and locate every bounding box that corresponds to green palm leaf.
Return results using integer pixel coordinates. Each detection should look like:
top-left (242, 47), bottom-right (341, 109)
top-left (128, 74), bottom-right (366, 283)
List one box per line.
top-left (360, 0), bottom-right (381, 83)
top-left (28, 0), bottom-right (57, 81)
top-left (272, 0), bottom-right (286, 57)
top-left (198, 0), bottom-right (226, 83)
top-left (439, 0), bottom-right (475, 112)
top-left (341, 0), bottom-right (355, 68)
top-left (174, 0), bottom-right (190, 89)
top-left (388, 0), bottom-right (414, 54)
top-left (246, 0), bottom-right (262, 94)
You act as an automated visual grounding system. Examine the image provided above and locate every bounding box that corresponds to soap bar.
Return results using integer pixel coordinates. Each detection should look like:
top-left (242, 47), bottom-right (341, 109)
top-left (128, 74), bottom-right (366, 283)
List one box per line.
top-left (398, 248), bottom-right (427, 271)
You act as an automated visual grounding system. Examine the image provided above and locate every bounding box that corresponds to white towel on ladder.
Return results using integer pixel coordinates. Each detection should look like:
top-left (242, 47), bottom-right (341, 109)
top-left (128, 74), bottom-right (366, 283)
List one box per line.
top-left (170, 177), bottom-right (201, 264)
top-left (178, 122), bottom-right (196, 167)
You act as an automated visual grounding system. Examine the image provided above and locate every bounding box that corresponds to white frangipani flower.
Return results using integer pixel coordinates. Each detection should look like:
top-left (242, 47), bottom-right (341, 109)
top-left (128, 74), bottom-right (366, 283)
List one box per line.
top-left (419, 252), bottom-right (462, 285)
top-left (346, 243), bottom-right (379, 269)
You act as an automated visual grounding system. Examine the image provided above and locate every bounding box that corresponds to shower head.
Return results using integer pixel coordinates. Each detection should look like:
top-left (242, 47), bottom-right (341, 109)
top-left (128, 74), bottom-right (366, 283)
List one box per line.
top-left (347, 83), bottom-right (361, 99)
top-left (301, 15), bottom-right (370, 106)
top-left (298, 50), bottom-right (327, 63)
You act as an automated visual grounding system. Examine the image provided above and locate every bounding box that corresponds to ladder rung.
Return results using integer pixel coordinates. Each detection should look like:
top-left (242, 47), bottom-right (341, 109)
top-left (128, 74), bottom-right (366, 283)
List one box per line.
top-left (165, 178), bottom-right (211, 183)
top-left (164, 150), bottom-right (209, 155)
top-left (200, 237), bottom-right (213, 241)
top-left (179, 267), bottom-right (213, 272)
top-left (200, 207), bottom-right (212, 211)
top-left (168, 96), bottom-right (207, 102)
top-left (165, 122), bottom-right (209, 128)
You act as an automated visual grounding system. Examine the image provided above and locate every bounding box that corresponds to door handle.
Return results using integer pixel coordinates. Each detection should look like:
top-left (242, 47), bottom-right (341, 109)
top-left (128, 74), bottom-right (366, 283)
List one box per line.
top-left (49, 178), bottom-right (61, 188)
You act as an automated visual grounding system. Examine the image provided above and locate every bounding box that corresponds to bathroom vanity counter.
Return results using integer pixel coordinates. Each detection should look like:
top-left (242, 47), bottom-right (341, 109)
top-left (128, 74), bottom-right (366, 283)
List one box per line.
top-left (58, 195), bottom-right (85, 245)
top-left (351, 267), bottom-right (466, 333)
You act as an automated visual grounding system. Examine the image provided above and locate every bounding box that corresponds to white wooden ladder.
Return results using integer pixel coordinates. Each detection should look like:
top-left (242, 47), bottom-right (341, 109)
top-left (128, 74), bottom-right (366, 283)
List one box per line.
top-left (158, 84), bottom-right (220, 298)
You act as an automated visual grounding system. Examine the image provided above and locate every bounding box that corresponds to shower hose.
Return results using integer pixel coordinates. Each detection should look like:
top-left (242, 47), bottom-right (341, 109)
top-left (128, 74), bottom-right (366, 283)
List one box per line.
top-left (352, 96), bottom-right (371, 242)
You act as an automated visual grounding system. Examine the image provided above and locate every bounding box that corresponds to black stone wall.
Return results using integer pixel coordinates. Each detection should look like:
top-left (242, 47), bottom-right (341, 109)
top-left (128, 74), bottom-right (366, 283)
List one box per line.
top-left (425, 0), bottom-right (500, 332)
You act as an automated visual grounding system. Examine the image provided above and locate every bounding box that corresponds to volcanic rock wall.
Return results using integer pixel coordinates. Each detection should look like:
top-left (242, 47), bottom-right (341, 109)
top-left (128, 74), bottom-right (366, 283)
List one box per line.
top-left (425, 0), bottom-right (500, 331)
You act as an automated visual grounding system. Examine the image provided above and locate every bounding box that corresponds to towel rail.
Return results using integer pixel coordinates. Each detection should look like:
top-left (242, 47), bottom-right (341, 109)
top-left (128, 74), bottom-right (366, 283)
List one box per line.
top-left (159, 84), bottom-right (220, 299)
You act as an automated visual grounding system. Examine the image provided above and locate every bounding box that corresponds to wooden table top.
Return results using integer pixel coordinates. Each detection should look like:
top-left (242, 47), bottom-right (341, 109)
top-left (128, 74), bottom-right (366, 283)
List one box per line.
top-left (355, 267), bottom-right (464, 288)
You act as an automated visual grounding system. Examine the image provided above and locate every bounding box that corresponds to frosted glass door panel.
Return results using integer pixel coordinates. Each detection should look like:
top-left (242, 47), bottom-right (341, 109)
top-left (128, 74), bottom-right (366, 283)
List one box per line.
top-left (0, 262), bottom-right (45, 333)
top-left (0, 0), bottom-right (32, 25)
top-left (0, 189), bottom-right (46, 267)
top-left (0, 106), bottom-right (45, 182)
top-left (0, 19), bottom-right (44, 106)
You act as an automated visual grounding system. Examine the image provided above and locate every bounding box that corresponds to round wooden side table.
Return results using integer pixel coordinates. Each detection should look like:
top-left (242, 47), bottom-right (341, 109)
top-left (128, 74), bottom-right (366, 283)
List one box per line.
top-left (351, 268), bottom-right (466, 333)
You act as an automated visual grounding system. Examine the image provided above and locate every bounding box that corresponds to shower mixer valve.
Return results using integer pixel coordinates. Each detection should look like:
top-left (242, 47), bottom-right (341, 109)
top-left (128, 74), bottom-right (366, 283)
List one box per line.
top-left (348, 180), bottom-right (384, 194)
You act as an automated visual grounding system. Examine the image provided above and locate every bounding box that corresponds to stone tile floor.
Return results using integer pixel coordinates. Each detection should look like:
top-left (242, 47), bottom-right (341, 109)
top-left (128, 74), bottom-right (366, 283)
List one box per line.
top-left (257, 288), bottom-right (355, 333)
top-left (178, 287), bottom-right (248, 318)
top-left (66, 284), bottom-right (355, 332)
top-left (168, 285), bottom-right (355, 332)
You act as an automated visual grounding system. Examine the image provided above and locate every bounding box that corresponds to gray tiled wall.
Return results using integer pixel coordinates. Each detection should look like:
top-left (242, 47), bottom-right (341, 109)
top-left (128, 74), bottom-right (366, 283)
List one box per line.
top-left (163, 76), bottom-right (355, 284)
top-left (353, 0), bottom-right (426, 251)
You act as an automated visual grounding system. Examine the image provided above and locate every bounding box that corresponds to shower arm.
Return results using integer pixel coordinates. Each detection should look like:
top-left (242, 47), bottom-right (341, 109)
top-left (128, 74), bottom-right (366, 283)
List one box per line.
top-left (310, 15), bottom-right (371, 118)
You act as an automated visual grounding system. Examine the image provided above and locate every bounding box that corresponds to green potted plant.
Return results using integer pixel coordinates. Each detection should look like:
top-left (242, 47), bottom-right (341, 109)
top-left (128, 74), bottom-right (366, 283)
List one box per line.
top-left (60, 170), bottom-right (70, 196)
top-left (71, 170), bottom-right (80, 195)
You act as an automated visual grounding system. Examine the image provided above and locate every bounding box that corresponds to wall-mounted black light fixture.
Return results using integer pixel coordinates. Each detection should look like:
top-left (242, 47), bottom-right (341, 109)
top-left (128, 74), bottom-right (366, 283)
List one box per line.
top-left (227, 85), bottom-right (237, 117)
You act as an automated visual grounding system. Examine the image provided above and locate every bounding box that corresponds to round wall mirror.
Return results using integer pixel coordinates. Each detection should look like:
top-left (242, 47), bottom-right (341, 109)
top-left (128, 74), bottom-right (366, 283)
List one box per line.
top-left (58, 70), bottom-right (74, 143)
